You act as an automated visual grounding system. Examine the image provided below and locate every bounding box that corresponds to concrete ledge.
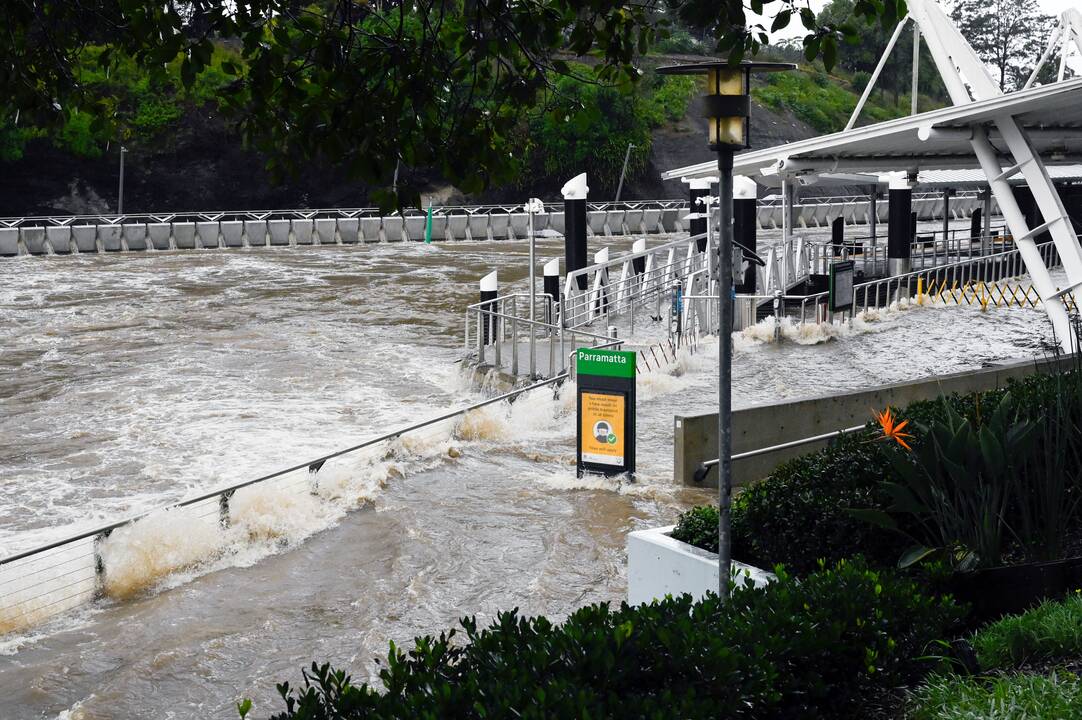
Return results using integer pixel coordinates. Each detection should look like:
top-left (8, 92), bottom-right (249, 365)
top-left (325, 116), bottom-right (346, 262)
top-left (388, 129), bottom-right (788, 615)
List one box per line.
top-left (338, 218), bottom-right (360, 244)
top-left (627, 525), bottom-right (774, 605)
top-left (676, 355), bottom-right (1075, 488)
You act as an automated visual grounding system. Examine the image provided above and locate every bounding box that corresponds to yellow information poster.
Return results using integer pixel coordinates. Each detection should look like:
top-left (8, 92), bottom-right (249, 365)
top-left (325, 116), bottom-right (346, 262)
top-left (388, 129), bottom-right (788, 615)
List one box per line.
top-left (580, 392), bottom-right (625, 466)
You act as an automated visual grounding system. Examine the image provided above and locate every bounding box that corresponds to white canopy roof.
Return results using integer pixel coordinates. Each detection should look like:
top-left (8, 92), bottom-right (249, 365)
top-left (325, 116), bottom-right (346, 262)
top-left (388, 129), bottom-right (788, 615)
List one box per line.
top-left (662, 78), bottom-right (1082, 182)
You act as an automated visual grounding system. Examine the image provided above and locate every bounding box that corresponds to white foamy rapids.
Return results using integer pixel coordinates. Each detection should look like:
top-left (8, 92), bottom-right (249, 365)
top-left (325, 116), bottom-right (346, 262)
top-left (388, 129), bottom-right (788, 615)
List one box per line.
top-left (533, 468), bottom-right (678, 499)
top-left (1, 422), bottom-right (472, 631)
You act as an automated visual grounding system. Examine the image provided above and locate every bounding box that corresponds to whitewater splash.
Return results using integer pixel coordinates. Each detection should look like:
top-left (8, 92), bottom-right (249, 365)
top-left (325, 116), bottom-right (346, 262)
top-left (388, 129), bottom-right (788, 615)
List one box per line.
top-left (0, 422), bottom-right (466, 639)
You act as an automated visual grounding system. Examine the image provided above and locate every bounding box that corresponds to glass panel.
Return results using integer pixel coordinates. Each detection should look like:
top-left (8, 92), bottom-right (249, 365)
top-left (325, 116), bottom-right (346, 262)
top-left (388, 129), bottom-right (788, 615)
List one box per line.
top-left (709, 117), bottom-right (745, 147)
top-left (706, 68), bottom-right (744, 96)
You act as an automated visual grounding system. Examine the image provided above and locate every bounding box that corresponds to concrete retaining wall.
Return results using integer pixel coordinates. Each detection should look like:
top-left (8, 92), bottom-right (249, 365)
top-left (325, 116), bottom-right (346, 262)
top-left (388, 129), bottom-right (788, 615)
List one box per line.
top-left (220, 221), bottom-right (244, 248)
top-left (245, 220), bottom-right (268, 247)
top-left (675, 355), bottom-right (1074, 488)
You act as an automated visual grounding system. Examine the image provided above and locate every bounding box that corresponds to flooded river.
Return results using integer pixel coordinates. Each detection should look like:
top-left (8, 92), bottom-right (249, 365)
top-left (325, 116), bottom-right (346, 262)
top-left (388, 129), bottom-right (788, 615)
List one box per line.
top-left (0, 234), bottom-right (1053, 718)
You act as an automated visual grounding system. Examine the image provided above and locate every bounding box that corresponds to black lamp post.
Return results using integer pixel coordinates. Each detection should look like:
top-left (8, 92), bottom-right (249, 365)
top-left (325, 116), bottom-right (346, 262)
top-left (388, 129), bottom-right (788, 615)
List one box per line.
top-left (658, 59), bottom-right (794, 601)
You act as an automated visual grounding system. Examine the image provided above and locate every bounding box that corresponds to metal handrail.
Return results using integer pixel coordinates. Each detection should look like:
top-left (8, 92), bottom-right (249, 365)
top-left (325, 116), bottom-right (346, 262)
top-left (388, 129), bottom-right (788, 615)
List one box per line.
top-left (0, 366), bottom-right (608, 569)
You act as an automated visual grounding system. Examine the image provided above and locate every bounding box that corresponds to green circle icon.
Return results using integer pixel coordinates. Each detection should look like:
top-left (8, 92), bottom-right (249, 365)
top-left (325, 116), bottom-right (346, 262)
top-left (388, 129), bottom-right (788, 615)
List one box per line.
top-left (607, 433), bottom-right (617, 444)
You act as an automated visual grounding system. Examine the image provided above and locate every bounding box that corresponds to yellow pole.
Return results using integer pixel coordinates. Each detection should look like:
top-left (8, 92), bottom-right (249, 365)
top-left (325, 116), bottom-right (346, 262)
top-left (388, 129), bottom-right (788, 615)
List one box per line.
top-left (917, 276), bottom-right (923, 305)
top-left (980, 282), bottom-right (988, 312)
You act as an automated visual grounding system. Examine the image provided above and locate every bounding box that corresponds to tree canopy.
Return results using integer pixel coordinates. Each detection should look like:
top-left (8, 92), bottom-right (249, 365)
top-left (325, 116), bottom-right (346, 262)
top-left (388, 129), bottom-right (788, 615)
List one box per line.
top-left (951, 0), bottom-right (1055, 92)
top-left (2, 0), bottom-right (907, 208)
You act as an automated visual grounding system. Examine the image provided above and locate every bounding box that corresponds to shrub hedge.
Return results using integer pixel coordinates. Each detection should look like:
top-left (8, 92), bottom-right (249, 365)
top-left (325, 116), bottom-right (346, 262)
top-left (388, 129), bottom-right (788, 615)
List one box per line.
top-left (263, 559), bottom-right (961, 719)
top-left (673, 368), bottom-right (1082, 576)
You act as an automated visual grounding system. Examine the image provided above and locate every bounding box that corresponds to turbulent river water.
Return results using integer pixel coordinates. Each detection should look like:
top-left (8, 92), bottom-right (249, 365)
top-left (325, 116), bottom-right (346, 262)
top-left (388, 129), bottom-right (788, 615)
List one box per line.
top-left (0, 231), bottom-right (1055, 719)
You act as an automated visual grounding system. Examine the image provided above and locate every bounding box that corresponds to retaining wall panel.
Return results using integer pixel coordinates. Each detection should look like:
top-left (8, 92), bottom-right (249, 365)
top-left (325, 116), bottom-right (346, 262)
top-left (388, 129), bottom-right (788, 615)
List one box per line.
top-left (0, 228), bottom-right (19, 256)
top-left (509, 213), bottom-right (530, 238)
top-left (489, 213), bottom-right (511, 239)
top-left (338, 218), bottom-right (360, 244)
top-left (99, 226), bottom-right (123, 252)
top-left (359, 217), bottom-right (383, 243)
top-left (642, 209), bottom-right (661, 233)
top-left (403, 215), bottom-right (427, 241)
top-left (268, 219), bottom-right (291, 246)
top-left (587, 210), bottom-right (608, 235)
top-left (72, 226), bottom-right (98, 253)
top-left (381, 216), bottom-right (405, 242)
top-left (20, 227), bottom-right (47, 255)
top-left (447, 215), bottom-right (469, 240)
top-left (623, 210), bottom-right (644, 234)
top-left (172, 222), bottom-right (196, 249)
top-left (314, 218), bottom-right (337, 244)
top-left (292, 219), bottom-right (314, 245)
top-left (46, 226), bottom-right (73, 254)
top-left (244, 220), bottom-right (268, 247)
top-left (660, 208), bottom-right (680, 233)
top-left (220, 221), bottom-right (244, 247)
top-left (547, 211), bottom-right (566, 235)
top-left (467, 215), bottom-right (490, 239)
top-left (148, 223), bottom-right (172, 250)
top-left (196, 222), bottom-right (221, 248)
top-left (122, 223), bottom-right (148, 251)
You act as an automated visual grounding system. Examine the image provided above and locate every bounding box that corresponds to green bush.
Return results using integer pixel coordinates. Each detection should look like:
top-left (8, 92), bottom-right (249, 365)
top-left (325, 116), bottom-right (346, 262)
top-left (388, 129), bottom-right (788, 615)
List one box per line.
top-left (974, 594), bottom-right (1082, 671)
top-left (671, 368), bottom-right (1082, 576)
top-left (263, 559), bottom-right (961, 719)
top-left (131, 96), bottom-right (184, 134)
top-left (909, 672), bottom-right (1082, 719)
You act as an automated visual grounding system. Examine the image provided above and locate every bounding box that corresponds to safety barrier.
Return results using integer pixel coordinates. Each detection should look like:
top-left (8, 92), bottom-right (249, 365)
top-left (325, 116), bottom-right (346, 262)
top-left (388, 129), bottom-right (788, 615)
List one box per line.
top-left (0, 353), bottom-right (629, 637)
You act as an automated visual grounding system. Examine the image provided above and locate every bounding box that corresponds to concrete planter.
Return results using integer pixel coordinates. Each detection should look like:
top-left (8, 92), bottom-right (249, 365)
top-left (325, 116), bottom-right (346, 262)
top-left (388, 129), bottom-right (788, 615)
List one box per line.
top-left (627, 525), bottom-right (774, 605)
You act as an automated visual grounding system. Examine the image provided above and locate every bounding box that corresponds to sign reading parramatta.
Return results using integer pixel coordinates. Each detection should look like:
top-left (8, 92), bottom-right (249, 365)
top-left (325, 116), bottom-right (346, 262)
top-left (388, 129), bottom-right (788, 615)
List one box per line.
top-left (575, 347), bottom-right (636, 478)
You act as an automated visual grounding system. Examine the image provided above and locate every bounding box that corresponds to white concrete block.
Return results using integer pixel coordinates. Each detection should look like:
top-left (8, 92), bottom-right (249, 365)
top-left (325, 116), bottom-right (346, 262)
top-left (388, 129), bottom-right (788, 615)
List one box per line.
top-left (122, 223), bottom-right (148, 251)
top-left (20, 227), bottom-right (46, 254)
top-left (268, 219), bottom-right (291, 246)
top-left (292, 219), bottom-right (313, 245)
top-left (196, 221), bottom-right (221, 249)
top-left (220, 221), bottom-right (244, 247)
top-left (148, 222), bottom-right (172, 250)
top-left (338, 218), bottom-right (360, 244)
top-left (244, 220), bottom-right (268, 247)
top-left (46, 226), bottom-right (73, 254)
top-left (627, 525), bottom-right (773, 606)
top-left (314, 218), bottom-right (337, 244)
top-left (72, 226), bottom-right (98, 253)
top-left (0, 228), bottom-right (19, 255)
top-left (173, 222), bottom-right (196, 249)
top-left (99, 225), bottom-right (123, 252)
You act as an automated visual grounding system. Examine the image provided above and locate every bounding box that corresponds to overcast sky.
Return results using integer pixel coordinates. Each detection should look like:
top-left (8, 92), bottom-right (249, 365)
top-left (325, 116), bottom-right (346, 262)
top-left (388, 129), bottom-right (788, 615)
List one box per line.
top-left (756, 0), bottom-right (1080, 72)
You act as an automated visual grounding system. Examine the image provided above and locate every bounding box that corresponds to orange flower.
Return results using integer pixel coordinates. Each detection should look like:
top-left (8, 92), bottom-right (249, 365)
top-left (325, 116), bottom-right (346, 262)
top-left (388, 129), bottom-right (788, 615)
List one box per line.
top-left (874, 407), bottom-right (913, 450)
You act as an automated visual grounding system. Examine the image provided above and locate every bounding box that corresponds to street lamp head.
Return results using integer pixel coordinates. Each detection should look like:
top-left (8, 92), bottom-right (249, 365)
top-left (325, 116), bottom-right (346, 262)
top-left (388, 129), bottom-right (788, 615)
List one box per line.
top-left (656, 60), bottom-right (795, 151)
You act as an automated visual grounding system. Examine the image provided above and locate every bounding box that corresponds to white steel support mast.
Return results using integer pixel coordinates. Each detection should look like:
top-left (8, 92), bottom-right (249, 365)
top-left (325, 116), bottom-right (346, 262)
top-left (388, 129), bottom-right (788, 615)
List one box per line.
top-left (902, 0), bottom-right (1082, 347)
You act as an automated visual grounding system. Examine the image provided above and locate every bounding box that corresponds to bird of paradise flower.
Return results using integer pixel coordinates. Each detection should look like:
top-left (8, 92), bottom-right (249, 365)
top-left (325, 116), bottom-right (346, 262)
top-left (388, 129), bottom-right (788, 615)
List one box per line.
top-left (873, 407), bottom-right (913, 450)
